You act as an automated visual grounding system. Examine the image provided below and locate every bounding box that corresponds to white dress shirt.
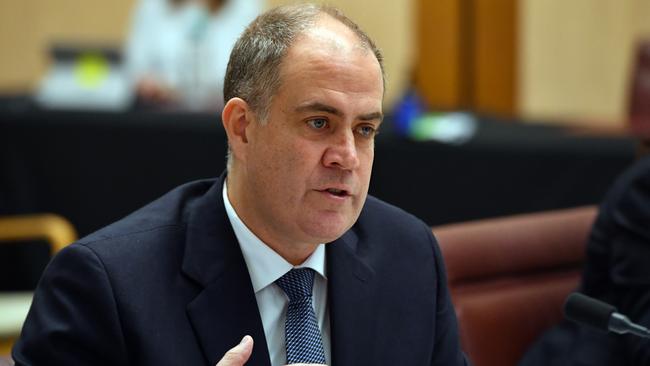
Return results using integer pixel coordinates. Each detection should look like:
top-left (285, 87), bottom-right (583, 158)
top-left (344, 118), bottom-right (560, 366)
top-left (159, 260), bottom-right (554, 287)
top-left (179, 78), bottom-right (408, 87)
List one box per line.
top-left (223, 181), bottom-right (331, 366)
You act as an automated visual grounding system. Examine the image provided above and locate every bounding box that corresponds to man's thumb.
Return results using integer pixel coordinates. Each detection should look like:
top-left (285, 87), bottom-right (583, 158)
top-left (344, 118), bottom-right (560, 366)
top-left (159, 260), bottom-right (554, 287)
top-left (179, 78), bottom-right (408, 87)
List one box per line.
top-left (215, 335), bottom-right (254, 366)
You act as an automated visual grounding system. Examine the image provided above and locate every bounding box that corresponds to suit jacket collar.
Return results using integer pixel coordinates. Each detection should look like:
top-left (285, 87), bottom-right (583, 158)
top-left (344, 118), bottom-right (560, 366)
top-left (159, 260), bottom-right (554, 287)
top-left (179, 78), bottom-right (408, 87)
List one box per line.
top-left (182, 173), bottom-right (271, 366)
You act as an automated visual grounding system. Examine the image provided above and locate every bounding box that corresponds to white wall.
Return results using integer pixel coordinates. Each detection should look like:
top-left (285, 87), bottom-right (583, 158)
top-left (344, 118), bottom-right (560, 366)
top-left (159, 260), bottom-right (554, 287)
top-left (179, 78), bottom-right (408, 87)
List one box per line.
top-left (519, 0), bottom-right (650, 125)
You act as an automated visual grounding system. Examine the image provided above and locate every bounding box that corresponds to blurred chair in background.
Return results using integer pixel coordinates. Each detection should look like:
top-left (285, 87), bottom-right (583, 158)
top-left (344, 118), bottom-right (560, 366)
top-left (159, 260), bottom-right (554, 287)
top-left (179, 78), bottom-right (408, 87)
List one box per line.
top-left (433, 206), bottom-right (597, 366)
top-left (125, 0), bottom-right (262, 111)
top-left (0, 214), bottom-right (77, 357)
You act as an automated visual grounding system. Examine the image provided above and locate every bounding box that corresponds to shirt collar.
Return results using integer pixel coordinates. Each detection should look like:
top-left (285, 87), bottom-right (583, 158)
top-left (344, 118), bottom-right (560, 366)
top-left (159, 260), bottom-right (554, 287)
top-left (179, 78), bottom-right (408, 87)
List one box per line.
top-left (222, 179), bottom-right (327, 293)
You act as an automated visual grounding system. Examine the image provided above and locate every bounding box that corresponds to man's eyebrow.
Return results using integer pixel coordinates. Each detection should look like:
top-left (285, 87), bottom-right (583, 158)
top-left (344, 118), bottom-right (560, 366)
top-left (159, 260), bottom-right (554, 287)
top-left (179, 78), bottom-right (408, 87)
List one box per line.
top-left (295, 102), bottom-right (384, 122)
top-left (295, 102), bottom-right (343, 117)
top-left (359, 111), bottom-right (384, 122)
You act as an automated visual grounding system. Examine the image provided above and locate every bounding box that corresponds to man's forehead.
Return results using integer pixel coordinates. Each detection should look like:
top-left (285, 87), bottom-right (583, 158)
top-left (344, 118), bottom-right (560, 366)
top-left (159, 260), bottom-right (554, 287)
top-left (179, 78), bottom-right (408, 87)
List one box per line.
top-left (268, 12), bottom-right (384, 109)
top-left (281, 17), bottom-right (380, 82)
top-left (276, 50), bottom-right (383, 98)
top-left (291, 14), bottom-right (371, 58)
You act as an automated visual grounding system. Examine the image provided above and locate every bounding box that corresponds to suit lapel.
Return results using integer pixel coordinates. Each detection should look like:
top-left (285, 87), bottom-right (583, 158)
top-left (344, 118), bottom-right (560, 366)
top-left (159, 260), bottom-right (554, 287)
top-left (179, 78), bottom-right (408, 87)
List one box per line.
top-left (327, 229), bottom-right (377, 365)
top-left (182, 175), bottom-right (271, 366)
top-left (186, 265), bottom-right (271, 366)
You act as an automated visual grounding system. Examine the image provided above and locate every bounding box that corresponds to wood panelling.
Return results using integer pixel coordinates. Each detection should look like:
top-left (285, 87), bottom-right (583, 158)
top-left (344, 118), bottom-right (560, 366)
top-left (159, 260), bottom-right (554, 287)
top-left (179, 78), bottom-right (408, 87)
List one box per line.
top-left (415, 0), bottom-right (517, 116)
top-left (0, 1), bottom-right (40, 91)
top-left (415, 0), bottom-right (464, 110)
top-left (473, 0), bottom-right (517, 116)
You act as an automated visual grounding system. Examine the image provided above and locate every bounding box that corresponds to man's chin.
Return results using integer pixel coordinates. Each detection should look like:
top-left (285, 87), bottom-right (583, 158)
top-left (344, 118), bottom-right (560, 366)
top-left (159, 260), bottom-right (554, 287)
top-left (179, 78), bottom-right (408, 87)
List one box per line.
top-left (299, 215), bottom-right (357, 244)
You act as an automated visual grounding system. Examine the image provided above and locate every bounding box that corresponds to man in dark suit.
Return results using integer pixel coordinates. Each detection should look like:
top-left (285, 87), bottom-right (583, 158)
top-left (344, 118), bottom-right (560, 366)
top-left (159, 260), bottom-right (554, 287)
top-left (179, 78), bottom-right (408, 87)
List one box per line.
top-left (518, 155), bottom-right (650, 366)
top-left (13, 4), bottom-right (468, 366)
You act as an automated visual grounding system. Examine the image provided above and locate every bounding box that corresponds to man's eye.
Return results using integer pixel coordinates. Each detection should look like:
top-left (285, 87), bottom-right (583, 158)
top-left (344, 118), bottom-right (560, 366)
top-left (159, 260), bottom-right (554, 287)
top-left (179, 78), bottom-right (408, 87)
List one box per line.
top-left (356, 125), bottom-right (377, 137)
top-left (307, 118), bottom-right (328, 129)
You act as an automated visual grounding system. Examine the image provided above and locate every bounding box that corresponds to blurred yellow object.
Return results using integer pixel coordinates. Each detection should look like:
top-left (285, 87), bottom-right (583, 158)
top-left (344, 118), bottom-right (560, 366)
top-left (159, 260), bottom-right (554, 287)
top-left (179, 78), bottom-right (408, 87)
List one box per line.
top-left (0, 214), bottom-right (77, 357)
top-left (74, 53), bottom-right (109, 88)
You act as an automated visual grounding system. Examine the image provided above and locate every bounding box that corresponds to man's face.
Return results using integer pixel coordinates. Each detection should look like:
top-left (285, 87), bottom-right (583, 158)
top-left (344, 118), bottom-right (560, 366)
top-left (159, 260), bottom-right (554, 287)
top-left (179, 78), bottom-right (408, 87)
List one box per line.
top-left (233, 17), bottom-right (384, 254)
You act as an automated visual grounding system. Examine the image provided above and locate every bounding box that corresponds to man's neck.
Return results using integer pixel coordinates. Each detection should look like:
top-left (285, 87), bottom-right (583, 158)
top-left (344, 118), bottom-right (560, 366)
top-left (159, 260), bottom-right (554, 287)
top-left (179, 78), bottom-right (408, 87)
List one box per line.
top-left (225, 174), bottom-right (319, 265)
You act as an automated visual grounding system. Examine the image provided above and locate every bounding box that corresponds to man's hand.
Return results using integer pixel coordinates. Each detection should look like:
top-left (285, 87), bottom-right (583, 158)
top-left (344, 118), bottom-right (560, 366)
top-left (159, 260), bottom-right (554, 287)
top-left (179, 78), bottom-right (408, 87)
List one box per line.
top-left (135, 77), bottom-right (178, 105)
top-left (215, 336), bottom-right (327, 366)
top-left (216, 336), bottom-right (254, 366)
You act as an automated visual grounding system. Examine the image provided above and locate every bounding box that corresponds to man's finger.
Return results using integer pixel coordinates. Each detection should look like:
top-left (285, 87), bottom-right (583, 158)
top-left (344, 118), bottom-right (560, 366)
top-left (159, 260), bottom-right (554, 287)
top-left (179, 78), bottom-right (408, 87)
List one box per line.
top-left (215, 335), bottom-right (254, 366)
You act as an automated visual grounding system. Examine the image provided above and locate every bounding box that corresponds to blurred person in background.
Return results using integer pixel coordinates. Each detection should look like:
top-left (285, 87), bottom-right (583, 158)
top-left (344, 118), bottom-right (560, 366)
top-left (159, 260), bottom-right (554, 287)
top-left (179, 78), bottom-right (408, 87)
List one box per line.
top-left (519, 135), bottom-right (650, 366)
top-left (125, 0), bottom-right (262, 111)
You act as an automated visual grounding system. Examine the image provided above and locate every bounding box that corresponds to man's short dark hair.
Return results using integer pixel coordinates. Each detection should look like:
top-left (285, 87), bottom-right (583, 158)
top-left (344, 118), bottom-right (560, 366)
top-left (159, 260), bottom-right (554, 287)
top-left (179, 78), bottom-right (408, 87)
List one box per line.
top-left (223, 4), bottom-right (385, 122)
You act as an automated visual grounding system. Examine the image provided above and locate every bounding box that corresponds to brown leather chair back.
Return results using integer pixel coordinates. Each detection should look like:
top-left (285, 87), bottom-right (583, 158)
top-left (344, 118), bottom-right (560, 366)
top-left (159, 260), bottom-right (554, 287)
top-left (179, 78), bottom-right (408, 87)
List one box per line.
top-left (433, 206), bottom-right (598, 366)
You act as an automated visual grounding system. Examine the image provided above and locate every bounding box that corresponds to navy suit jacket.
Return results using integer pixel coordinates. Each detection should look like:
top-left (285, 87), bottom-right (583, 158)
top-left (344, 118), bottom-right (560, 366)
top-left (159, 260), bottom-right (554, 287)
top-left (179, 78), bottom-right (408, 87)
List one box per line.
top-left (13, 176), bottom-right (468, 366)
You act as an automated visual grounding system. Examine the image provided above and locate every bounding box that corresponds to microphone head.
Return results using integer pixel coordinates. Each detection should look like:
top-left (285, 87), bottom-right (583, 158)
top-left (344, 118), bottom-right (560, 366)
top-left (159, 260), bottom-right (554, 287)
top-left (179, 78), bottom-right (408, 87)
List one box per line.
top-left (564, 292), bottom-right (617, 331)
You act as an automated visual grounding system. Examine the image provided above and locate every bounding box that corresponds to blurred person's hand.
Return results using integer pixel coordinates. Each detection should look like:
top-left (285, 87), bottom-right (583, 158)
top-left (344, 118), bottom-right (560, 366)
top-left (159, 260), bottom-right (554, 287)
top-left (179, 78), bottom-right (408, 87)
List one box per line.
top-left (136, 76), bottom-right (178, 105)
top-left (215, 336), bottom-right (327, 366)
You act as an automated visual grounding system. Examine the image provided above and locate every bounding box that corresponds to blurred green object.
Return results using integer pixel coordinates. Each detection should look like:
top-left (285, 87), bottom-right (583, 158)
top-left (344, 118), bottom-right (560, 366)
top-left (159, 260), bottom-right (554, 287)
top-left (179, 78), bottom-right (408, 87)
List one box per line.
top-left (410, 112), bottom-right (477, 144)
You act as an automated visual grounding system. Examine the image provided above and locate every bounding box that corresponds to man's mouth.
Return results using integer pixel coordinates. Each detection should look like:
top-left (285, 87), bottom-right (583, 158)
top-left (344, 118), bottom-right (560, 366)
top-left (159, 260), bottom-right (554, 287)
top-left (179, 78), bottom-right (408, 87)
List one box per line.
top-left (323, 188), bottom-right (349, 197)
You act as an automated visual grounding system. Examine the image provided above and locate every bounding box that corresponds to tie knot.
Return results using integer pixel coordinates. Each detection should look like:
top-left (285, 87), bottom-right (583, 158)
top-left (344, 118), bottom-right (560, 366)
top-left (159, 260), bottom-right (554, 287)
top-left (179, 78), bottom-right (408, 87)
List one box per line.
top-left (276, 268), bottom-right (315, 302)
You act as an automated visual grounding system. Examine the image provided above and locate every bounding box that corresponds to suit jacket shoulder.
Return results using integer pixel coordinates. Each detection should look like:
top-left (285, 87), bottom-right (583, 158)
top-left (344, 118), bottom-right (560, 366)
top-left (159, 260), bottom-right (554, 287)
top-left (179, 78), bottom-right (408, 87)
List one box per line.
top-left (14, 176), bottom-right (271, 366)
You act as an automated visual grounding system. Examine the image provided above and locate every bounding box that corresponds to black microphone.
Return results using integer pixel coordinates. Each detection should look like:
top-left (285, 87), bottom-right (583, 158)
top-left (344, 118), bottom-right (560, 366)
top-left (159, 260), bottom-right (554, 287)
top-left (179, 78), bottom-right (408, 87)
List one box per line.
top-left (564, 292), bottom-right (650, 338)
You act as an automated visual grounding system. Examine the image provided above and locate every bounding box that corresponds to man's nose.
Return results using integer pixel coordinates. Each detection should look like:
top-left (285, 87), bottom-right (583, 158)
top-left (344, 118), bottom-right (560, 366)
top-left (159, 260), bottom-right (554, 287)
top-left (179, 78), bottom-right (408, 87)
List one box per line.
top-left (322, 130), bottom-right (360, 170)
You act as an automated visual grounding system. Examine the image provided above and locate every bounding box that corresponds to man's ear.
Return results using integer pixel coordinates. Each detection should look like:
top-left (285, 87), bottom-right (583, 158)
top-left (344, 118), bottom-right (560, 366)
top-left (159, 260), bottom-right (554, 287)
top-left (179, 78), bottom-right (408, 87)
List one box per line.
top-left (222, 97), bottom-right (254, 164)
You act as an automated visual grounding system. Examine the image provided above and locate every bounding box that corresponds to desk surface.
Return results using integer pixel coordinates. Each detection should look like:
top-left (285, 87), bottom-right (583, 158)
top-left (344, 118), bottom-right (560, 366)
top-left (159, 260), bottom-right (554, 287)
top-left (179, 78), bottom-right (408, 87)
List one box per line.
top-left (0, 106), bottom-right (637, 237)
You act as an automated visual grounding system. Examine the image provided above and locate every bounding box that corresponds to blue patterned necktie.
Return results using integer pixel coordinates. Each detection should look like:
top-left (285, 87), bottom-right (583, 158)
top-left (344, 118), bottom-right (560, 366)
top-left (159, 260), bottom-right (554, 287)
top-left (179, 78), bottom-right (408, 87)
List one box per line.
top-left (275, 268), bottom-right (326, 364)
